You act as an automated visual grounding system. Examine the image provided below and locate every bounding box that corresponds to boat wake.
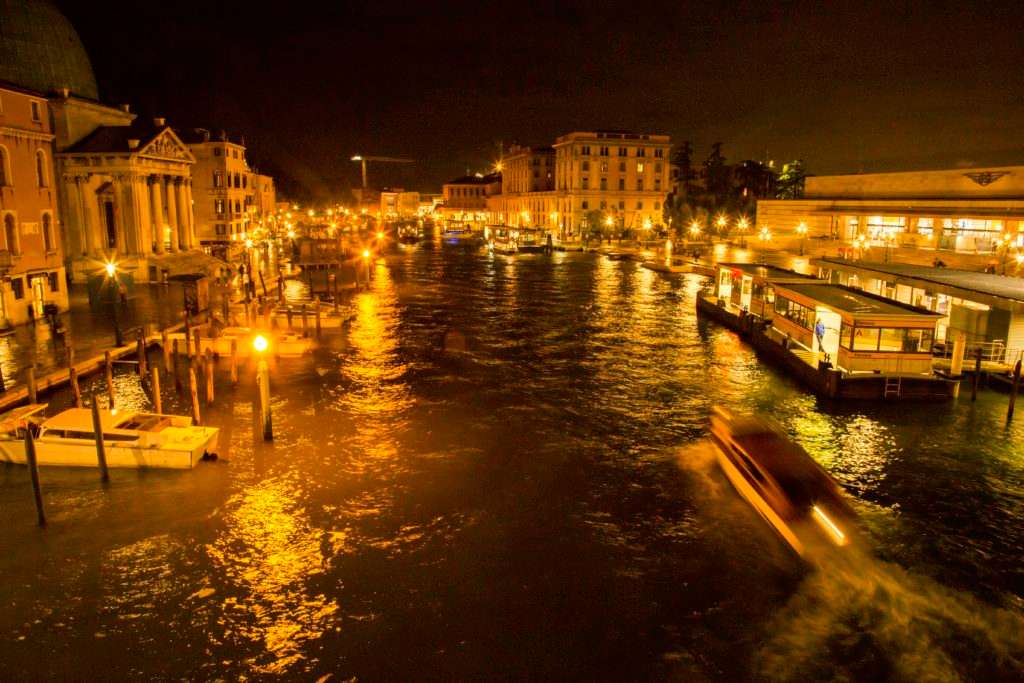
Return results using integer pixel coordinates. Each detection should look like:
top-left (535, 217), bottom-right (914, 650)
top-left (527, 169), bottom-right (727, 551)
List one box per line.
top-left (676, 438), bottom-right (1024, 682)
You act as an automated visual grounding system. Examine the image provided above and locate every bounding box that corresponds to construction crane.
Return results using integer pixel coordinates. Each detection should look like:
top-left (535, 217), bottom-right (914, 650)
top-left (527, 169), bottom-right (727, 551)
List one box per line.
top-left (350, 155), bottom-right (414, 189)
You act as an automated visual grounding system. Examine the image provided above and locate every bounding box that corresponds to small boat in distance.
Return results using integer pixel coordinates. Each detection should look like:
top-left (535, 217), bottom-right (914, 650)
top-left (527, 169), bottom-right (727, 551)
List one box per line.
top-left (708, 406), bottom-right (857, 558)
top-left (0, 405), bottom-right (218, 470)
top-left (440, 225), bottom-right (482, 248)
top-left (488, 226), bottom-right (547, 254)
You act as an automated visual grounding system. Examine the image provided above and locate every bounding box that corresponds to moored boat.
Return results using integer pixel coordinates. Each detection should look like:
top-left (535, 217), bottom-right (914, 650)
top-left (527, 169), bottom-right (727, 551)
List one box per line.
top-left (166, 325), bottom-right (314, 356)
top-left (0, 405), bottom-right (218, 470)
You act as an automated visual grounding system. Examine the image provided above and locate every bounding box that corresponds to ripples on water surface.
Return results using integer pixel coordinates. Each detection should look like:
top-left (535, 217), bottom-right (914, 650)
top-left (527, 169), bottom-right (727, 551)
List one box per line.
top-left (0, 246), bottom-right (1022, 680)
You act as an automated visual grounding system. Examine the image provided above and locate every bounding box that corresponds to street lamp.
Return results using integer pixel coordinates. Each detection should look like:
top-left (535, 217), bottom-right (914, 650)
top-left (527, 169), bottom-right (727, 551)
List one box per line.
top-left (689, 220), bottom-right (701, 240)
top-left (253, 334), bottom-right (272, 440)
top-left (796, 222), bottom-right (808, 256)
top-left (758, 226), bottom-right (772, 264)
top-left (737, 216), bottom-right (749, 248)
top-left (104, 260), bottom-right (124, 346)
top-left (716, 214), bottom-right (728, 234)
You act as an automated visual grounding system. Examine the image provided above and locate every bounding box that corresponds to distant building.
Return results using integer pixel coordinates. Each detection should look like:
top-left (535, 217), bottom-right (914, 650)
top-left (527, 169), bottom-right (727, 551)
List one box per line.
top-left (440, 173), bottom-right (501, 225)
top-left (757, 166), bottom-right (1024, 269)
top-left (473, 131), bottom-right (672, 238)
top-left (181, 129), bottom-right (254, 256)
top-left (0, 83), bottom-right (69, 325)
top-left (379, 189), bottom-right (420, 219)
top-left (250, 173), bottom-right (276, 231)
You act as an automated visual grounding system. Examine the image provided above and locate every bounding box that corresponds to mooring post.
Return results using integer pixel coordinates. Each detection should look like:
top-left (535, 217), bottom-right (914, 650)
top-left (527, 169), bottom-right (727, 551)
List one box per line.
top-left (104, 351), bottom-right (115, 408)
top-left (193, 331), bottom-right (201, 360)
top-left (26, 367), bottom-right (37, 405)
top-left (136, 331), bottom-right (147, 376)
top-left (162, 330), bottom-right (171, 373)
top-left (257, 358), bottom-right (273, 440)
top-left (314, 299), bottom-right (321, 338)
top-left (24, 429), bottom-right (45, 526)
top-left (151, 366), bottom-right (162, 414)
top-left (301, 304), bottom-right (308, 336)
top-left (90, 399), bottom-right (110, 482)
top-left (66, 346), bottom-right (74, 369)
top-left (286, 307), bottom-right (293, 330)
top-left (230, 339), bottom-right (238, 385)
top-left (971, 348), bottom-right (982, 401)
top-left (70, 367), bottom-right (81, 408)
top-left (205, 349), bottom-right (214, 405)
top-left (1008, 359), bottom-right (1022, 421)
top-left (184, 310), bottom-right (191, 350)
top-left (172, 339), bottom-right (181, 389)
top-left (189, 367), bottom-right (201, 425)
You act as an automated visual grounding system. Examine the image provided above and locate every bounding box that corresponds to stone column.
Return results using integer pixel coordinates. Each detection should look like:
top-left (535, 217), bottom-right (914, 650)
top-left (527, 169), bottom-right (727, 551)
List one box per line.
top-left (75, 176), bottom-right (96, 256)
top-left (183, 179), bottom-right (196, 248)
top-left (149, 176), bottom-right (165, 253)
top-left (164, 176), bottom-right (179, 252)
top-left (175, 177), bottom-right (189, 250)
top-left (134, 174), bottom-right (152, 255)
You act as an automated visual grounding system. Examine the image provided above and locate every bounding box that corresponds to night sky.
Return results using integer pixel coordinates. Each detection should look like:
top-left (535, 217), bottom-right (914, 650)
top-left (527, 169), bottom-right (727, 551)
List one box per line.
top-left (59, 0), bottom-right (1024, 200)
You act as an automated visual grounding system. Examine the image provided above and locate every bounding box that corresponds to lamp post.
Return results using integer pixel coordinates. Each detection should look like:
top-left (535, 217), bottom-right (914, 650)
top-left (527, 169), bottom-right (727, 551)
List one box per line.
top-left (362, 248), bottom-right (371, 287)
top-left (716, 213), bottom-right (728, 237)
top-left (737, 216), bottom-right (749, 248)
top-left (689, 221), bottom-right (701, 242)
top-left (253, 334), bottom-right (272, 440)
top-left (796, 222), bottom-right (808, 256)
top-left (104, 261), bottom-right (124, 347)
top-left (758, 226), bottom-right (772, 264)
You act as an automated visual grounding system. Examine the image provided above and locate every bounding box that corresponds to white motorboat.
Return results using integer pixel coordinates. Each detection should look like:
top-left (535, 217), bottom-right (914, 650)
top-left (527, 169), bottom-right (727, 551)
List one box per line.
top-left (0, 405), bottom-right (218, 470)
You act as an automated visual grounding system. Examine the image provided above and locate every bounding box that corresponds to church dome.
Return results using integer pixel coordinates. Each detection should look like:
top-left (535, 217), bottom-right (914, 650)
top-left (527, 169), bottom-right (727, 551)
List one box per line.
top-left (0, 0), bottom-right (99, 100)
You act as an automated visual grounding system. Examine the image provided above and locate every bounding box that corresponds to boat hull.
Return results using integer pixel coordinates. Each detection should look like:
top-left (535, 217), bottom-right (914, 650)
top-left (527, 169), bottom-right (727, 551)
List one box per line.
top-left (0, 429), bottom-right (218, 470)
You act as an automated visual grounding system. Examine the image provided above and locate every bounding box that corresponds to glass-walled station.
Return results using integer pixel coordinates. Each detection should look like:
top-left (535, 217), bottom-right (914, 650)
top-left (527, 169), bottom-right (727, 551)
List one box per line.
top-left (767, 283), bottom-right (942, 375)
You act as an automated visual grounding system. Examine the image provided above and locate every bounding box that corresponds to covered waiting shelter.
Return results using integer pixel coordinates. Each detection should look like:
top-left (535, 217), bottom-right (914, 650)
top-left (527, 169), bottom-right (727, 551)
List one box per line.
top-left (713, 263), bottom-right (818, 319)
top-left (770, 283), bottom-right (943, 374)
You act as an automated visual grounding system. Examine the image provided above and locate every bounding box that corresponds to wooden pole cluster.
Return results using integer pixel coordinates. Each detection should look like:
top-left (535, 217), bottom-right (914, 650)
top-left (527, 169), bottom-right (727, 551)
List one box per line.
top-left (69, 367), bottom-right (81, 407)
top-left (189, 367), bottom-right (201, 425)
top-left (151, 366), bottom-right (162, 414)
top-left (172, 339), bottom-right (181, 389)
top-left (162, 331), bottom-right (171, 373)
top-left (230, 339), bottom-right (238, 385)
top-left (136, 331), bottom-right (147, 376)
top-left (205, 349), bottom-right (215, 405)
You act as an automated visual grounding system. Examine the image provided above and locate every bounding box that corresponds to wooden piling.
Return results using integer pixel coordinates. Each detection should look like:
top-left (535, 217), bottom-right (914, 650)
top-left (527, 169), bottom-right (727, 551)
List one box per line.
top-left (151, 366), bottom-right (162, 414)
top-left (301, 304), bottom-right (308, 336)
top-left (69, 367), bottom-right (81, 408)
top-left (0, 363), bottom-right (6, 392)
top-left (205, 350), bottom-right (214, 405)
top-left (193, 331), bottom-right (201, 360)
top-left (230, 338), bottom-right (238, 385)
top-left (189, 367), bottom-right (201, 425)
top-left (257, 358), bottom-right (273, 440)
top-left (162, 331), bottom-right (171, 373)
top-left (172, 339), bottom-right (181, 389)
top-left (286, 307), bottom-right (293, 330)
top-left (1008, 359), bottom-right (1022, 421)
top-left (136, 331), bottom-right (147, 376)
top-left (26, 367), bottom-right (37, 405)
top-left (66, 346), bottom-right (74, 368)
top-left (90, 399), bottom-right (110, 482)
top-left (104, 351), bottom-right (115, 407)
top-left (971, 349), bottom-right (982, 401)
top-left (314, 299), bottom-right (321, 338)
top-left (184, 310), bottom-right (191, 349)
top-left (24, 429), bottom-right (45, 526)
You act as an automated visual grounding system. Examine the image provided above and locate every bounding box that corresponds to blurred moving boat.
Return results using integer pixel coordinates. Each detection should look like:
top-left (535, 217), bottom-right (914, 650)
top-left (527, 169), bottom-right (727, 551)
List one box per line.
top-left (0, 405), bottom-right (218, 469)
top-left (708, 406), bottom-right (857, 557)
top-left (440, 224), bottom-right (482, 248)
top-left (488, 226), bottom-right (546, 254)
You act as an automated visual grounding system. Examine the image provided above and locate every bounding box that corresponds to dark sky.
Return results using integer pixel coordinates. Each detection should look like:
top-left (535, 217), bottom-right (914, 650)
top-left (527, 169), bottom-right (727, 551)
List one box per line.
top-left (59, 0), bottom-right (1024, 200)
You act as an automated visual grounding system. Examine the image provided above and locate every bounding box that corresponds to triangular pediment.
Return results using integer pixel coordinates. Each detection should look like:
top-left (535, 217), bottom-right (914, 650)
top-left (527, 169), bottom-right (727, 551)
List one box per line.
top-left (138, 129), bottom-right (195, 163)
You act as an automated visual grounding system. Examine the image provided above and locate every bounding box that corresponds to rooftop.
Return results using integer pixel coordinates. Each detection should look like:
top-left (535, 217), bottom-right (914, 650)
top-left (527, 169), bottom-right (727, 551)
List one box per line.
top-left (779, 283), bottom-right (943, 318)
top-left (719, 263), bottom-right (818, 281)
top-left (817, 258), bottom-right (1024, 304)
top-left (445, 172), bottom-right (501, 186)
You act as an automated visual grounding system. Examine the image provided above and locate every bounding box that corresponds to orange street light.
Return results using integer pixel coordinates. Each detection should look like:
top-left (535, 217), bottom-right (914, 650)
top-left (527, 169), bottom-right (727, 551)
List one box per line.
top-left (253, 334), bottom-right (269, 354)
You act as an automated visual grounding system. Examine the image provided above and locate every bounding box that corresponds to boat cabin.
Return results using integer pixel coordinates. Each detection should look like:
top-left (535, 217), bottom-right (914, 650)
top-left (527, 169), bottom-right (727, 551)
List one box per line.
top-left (770, 283), bottom-right (943, 374)
top-left (713, 263), bottom-right (819, 318)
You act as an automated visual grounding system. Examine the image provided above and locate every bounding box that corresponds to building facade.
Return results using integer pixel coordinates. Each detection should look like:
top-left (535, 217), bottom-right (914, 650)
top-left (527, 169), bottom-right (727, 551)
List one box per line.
top-left (57, 118), bottom-right (197, 281)
top-left (380, 189), bottom-right (420, 219)
top-left (250, 173), bottom-right (276, 233)
top-left (0, 83), bottom-right (69, 325)
top-left (476, 131), bottom-right (672, 238)
top-left (440, 173), bottom-right (501, 225)
top-left (183, 130), bottom-right (252, 253)
top-left (756, 166), bottom-right (1024, 269)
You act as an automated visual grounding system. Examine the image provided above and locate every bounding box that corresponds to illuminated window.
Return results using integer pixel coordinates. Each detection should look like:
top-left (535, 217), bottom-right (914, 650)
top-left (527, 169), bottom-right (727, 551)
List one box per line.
top-left (600, 161), bottom-right (608, 172)
top-left (637, 161), bottom-right (645, 173)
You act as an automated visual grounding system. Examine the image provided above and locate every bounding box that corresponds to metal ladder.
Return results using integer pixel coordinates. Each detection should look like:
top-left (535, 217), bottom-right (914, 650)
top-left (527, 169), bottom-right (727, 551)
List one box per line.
top-left (884, 375), bottom-right (902, 399)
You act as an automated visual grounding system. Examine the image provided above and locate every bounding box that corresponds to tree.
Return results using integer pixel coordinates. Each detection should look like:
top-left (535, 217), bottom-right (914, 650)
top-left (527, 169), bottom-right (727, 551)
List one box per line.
top-left (776, 160), bottom-right (808, 199)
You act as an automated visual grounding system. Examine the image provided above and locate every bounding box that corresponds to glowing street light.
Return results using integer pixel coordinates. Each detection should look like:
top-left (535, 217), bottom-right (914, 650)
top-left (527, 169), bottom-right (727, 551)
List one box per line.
top-left (376, 231), bottom-right (384, 240)
top-left (689, 220), bottom-right (701, 239)
top-left (716, 214), bottom-right (728, 231)
top-left (604, 215), bottom-right (614, 227)
top-left (796, 222), bottom-right (808, 255)
top-left (253, 334), bottom-right (269, 354)
top-left (362, 249), bottom-right (370, 259)
top-left (105, 261), bottom-right (116, 277)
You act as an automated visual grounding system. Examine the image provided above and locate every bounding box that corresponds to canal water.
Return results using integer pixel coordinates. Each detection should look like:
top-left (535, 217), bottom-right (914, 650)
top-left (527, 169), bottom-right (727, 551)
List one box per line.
top-left (1, 244), bottom-right (1022, 681)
